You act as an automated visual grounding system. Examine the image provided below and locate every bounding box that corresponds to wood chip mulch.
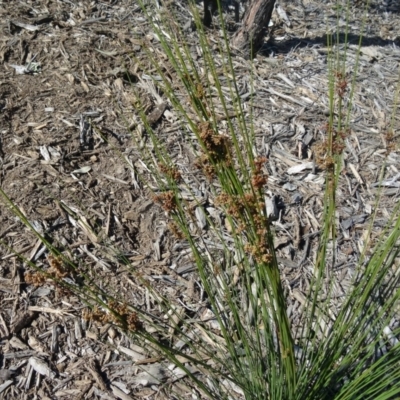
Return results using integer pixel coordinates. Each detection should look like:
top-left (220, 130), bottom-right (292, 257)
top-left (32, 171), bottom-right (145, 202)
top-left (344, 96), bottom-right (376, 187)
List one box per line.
top-left (0, 0), bottom-right (400, 398)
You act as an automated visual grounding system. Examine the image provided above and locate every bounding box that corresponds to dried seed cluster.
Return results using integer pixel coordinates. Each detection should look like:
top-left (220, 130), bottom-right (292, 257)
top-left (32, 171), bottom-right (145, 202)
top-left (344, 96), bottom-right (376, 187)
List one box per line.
top-left (313, 138), bottom-right (329, 170)
top-left (194, 153), bottom-right (216, 178)
top-left (195, 122), bottom-right (231, 178)
top-left (82, 300), bottom-right (141, 331)
top-left (216, 157), bottom-right (272, 263)
top-left (384, 129), bottom-right (397, 154)
top-left (251, 157), bottom-right (268, 190)
top-left (153, 191), bottom-right (176, 212)
top-left (314, 124), bottom-right (349, 170)
top-left (48, 254), bottom-right (71, 279)
top-left (313, 71), bottom-right (354, 170)
top-left (331, 127), bottom-right (349, 156)
top-left (24, 270), bottom-right (47, 286)
top-left (158, 163), bottom-right (181, 181)
top-left (335, 71), bottom-right (348, 99)
top-left (25, 254), bottom-right (72, 287)
top-left (168, 220), bottom-right (185, 239)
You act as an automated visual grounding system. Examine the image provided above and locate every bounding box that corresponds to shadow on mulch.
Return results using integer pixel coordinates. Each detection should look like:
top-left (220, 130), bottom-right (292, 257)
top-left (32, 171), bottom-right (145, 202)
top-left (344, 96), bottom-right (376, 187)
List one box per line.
top-left (261, 32), bottom-right (400, 57)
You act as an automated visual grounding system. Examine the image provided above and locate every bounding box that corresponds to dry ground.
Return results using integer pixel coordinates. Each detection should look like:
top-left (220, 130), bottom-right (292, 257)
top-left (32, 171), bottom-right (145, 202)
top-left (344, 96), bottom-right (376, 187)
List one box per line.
top-left (1, 0), bottom-right (400, 399)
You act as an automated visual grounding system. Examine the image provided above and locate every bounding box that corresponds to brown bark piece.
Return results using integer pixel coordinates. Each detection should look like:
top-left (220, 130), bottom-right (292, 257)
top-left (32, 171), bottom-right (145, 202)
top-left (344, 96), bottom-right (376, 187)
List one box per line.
top-left (203, 0), bottom-right (218, 27)
top-left (86, 359), bottom-right (108, 392)
top-left (232, 0), bottom-right (276, 58)
top-left (203, 0), bottom-right (240, 26)
top-left (147, 103), bottom-right (167, 126)
top-left (11, 311), bottom-right (38, 335)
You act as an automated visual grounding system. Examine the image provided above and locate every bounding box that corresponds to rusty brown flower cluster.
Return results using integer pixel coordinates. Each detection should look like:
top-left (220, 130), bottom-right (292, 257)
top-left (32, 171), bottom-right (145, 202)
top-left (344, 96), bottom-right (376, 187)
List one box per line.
top-left (194, 122), bottom-right (231, 178)
top-left (251, 157), bottom-right (268, 190)
top-left (158, 163), bottom-right (181, 181)
top-left (82, 300), bottom-right (141, 332)
top-left (384, 129), bottom-right (397, 154)
top-left (335, 71), bottom-right (348, 99)
top-left (314, 124), bottom-right (349, 171)
top-left (25, 254), bottom-right (72, 287)
top-left (215, 157), bottom-right (273, 263)
top-left (168, 220), bottom-right (185, 239)
top-left (153, 191), bottom-right (176, 212)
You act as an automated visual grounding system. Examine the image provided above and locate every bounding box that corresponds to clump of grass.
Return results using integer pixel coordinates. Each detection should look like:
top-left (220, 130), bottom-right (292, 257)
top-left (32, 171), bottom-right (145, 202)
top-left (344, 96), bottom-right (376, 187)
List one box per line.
top-left (1, 0), bottom-right (400, 399)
